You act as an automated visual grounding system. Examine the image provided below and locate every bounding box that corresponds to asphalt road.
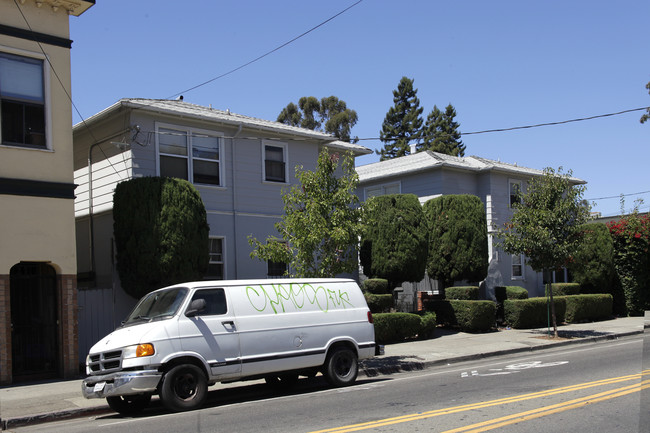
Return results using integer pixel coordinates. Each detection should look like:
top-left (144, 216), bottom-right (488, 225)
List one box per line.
top-left (10, 337), bottom-right (647, 433)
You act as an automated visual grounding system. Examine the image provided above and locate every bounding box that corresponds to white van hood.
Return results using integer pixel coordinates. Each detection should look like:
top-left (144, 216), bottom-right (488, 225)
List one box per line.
top-left (90, 321), bottom-right (171, 353)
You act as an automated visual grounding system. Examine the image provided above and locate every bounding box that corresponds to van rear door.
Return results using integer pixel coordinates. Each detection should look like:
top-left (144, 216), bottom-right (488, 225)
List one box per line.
top-left (177, 288), bottom-right (241, 378)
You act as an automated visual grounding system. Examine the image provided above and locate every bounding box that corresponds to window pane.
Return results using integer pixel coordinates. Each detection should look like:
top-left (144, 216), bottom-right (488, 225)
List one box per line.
top-left (207, 238), bottom-right (224, 279)
top-left (160, 155), bottom-right (188, 180)
top-left (190, 289), bottom-right (227, 315)
top-left (384, 184), bottom-right (400, 195)
top-left (24, 103), bottom-right (45, 146)
top-left (192, 134), bottom-right (219, 160)
top-left (159, 128), bottom-right (187, 156)
top-left (265, 145), bottom-right (284, 161)
top-left (268, 260), bottom-right (287, 277)
top-left (265, 160), bottom-right (285, 182)
top-left (0, 54), bottom-right (44, 102)
top-left (194, 159), bottom-right (220, 185)
top-left (510, 182), bottom-right (521, 207)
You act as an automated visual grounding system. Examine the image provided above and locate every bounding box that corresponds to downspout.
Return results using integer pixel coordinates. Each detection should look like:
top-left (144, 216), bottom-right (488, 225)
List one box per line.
top-left (231, 124), bottom-right (243, 278)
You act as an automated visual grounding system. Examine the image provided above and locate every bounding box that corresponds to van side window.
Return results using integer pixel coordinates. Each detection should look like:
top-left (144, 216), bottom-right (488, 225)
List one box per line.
top-left (190, 289), bottom-right (227, 316)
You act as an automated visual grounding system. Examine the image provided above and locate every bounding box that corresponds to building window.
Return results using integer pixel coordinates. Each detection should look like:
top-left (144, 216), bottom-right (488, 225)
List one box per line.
top-left (511, 254), bottom-right (524, 279)
top-left (509, 180), bottom-right (522, 208)
top-left (0, 52), bottom-right (46, 148)
top-left (268, 259), bottom-right (287, 277)
top-left (158, 125), bottom-right (222, 186)
top-left (365, 182), bottom-right (400, 199)
top-left (263, 142), bottom-right (287, 183)
top-left (207, 237), bottom-right (224, 279)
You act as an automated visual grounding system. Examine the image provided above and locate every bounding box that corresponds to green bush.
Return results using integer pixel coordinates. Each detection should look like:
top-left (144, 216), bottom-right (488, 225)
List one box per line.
top-left (559, 294), bottom-right (613, 323)
top-left (419, 312), bottom-right (437, 339)
top-left (445, 286), bottom-right (479, 300)
top-left (373, 313), bottom-right (423, 344)
top-left (365, 293), bottom-right (393, 313)
top-left (551, 283), bottom-right (581, 296)
top-left (426, 300), bottom-right (495, 332)
top-left (506, 286), bottom-right (529, 299)
top-left (363, 278), bottom-right (390, 294)
top-left (504, 297), bottom-right (566, 329)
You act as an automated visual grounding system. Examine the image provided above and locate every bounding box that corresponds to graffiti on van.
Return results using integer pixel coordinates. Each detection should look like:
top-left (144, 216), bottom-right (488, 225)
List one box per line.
top-left (246, 283), bottom-right (354, 314)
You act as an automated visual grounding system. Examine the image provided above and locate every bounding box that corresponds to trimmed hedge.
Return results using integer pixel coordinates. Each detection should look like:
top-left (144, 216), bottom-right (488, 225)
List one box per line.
top-left (551, 283), bottom-right (581, 296)
top-left (373, 312), bottom-right (437, 344)
top-left (559, 294), bottom-right (613, 323)
top-left (445, 286), bottom-right (479, 300)
top-left (427, 300), bottom-right (495, 333)
top-left (506, 286), bottom-right (529, 299)
top-left (365, 293), bottom-right (393, 313)
top-left (363, 278), bottom-right (390, 294)
top-left (504, 297), bottom-right (567, 329)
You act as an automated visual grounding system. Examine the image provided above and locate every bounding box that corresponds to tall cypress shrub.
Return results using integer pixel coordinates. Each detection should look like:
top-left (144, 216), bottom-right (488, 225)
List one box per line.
top-left (113, 177), bottom-right (209, 299)
top-left (423, 195), bottom-right (488, 291)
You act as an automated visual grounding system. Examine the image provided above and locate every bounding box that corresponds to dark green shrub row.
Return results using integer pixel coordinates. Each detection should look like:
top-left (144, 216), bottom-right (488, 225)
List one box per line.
top-left (373, 312), bottom-right (436, 344)
top-left (365, 293), bottom-right (393, 313)
top-left (559, 294), bottom-right (613, 323)
top-left (504, 297), bottom-right (567, 329)
top-left (426, 300), bottom-right (495, 333)
top-left (445, 286), bottom-right (479, 300)
top-left (551, 283), bottom-right (581, 296)
top-left (506, 286), bottom-right (529, 299)
top-left (363, 278), bottom-right (390, 294)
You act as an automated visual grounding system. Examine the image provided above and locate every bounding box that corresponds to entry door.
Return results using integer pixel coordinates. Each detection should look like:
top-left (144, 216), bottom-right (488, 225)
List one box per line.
top-left (178, 288), bottom-right (241, 379)
top-left (10, 263), bottom-right (59, 381)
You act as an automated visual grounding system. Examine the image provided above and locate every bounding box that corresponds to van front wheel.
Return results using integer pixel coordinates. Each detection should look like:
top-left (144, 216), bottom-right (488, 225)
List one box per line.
top-left (160, 364), bottom-right (207, 412)
top-left (323, 347), bottom-right (358, 387)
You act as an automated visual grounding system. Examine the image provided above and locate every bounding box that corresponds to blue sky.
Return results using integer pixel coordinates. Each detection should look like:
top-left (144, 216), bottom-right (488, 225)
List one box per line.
top-left (69, 0), bottom-right (649, 217)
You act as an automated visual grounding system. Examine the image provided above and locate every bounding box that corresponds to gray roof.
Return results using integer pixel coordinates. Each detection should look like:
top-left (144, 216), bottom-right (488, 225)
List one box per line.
top-left (74, 98), bottom-right (372, 155)
top-left (356, 150), bottom-right (585, 183)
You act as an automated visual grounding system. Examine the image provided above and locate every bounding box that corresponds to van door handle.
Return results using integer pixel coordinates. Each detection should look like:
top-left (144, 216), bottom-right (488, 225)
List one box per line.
top-left (222, 320), bottom-right (235, 327)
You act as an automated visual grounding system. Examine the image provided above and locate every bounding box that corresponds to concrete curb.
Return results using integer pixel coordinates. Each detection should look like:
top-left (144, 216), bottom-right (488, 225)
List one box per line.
top-left (2, 405), bottom-right (112, 430)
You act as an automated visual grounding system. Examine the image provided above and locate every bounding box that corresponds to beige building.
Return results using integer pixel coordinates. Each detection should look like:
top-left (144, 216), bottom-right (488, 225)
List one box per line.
top-left (0, 0), bottom-right (93, 384)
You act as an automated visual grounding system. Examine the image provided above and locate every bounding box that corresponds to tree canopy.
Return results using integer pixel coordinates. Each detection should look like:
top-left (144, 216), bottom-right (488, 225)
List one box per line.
top-left (419, 104), bottom-right (465, 156)
top-left (113, 177), bottom-right (209, 299)
top-left (497, 167), bottom-right (589, 336)
top-left (378, 77), bottom-right (424, 160)
top-left (360, 194), bottom-right (428, 288)
top-left (423, 195), bottom-right (488, 291)
top-left (642, 81), bottom-right (650, 124)
top-left (277, 96), bottom-right (358, 142)
top-left (249, 150), bottom-right (362, 277)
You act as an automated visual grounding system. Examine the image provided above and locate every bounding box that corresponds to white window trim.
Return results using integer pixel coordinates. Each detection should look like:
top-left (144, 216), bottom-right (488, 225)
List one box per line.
top-left (509, 179), bottom-right (523, 208)
top-left (155, 122), bottom-right (225, 188)
top-left (261, 140), bottom-right (289, 184)
top-left (207, 236), bottom-right (225, 280)
top-left (364, 182), bottom-right (401, 200)
top-left (0, 46), bottom-right (52, 151)
top-left (511, 253), bottom-right (525, 281)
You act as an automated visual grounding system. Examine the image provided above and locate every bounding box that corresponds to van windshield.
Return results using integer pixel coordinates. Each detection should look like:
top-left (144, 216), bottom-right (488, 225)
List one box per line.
top-left (122, 287), bottom-right (188, 327)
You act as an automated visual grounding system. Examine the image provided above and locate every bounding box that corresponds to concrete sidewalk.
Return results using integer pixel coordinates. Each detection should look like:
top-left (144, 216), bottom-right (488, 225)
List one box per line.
top-left (1, 315), bottom-right (646, 430)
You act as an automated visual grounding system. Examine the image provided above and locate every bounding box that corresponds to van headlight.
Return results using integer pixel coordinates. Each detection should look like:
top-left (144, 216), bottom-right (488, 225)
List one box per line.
top-left (123, 343), bottom-right (155, 359)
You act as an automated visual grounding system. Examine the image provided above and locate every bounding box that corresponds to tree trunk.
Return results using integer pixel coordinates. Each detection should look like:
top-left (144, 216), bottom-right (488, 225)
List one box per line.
top-left (547, 282), bottom-right (558, 338)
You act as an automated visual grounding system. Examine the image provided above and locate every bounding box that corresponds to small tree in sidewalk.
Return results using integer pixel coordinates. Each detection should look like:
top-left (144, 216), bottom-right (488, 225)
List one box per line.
top-left (497, 167), bottom-right (589, 337)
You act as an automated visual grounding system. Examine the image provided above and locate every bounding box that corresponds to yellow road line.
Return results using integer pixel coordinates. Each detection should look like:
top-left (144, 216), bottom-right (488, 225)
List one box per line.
top-left (310, 371), bottom-right (650, 433)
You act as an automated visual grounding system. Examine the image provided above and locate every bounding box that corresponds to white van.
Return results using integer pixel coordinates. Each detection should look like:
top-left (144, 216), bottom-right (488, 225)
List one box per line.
top-left (81, 278), bottom-right (377, 414)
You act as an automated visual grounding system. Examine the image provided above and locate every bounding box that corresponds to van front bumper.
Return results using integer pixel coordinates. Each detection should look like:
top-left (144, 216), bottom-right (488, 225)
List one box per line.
top-left (82, 370), bottom-right (162, 399)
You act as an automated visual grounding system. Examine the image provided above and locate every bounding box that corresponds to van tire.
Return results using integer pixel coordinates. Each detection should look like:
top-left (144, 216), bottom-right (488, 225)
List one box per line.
top-left (106, 393), bottom-right (151, 415)
top-left (160, 364), bottom-right (208, 412)
top-left (323, 347), bottom-right (358, 387)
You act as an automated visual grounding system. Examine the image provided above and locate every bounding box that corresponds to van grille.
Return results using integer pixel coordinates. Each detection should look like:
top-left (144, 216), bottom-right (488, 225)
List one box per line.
top-left (88, 350), bottom-right (123, 374)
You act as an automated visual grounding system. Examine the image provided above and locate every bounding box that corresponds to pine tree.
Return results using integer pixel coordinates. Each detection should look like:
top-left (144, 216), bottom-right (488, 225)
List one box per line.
top-left (378, 77), bottom-right (424, 161)
top-left (420, 104), bottom-right (465, 156)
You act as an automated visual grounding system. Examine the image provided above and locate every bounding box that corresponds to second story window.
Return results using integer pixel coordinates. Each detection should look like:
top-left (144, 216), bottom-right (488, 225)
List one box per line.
top-left (509, 180), bottom-right (522, 208)
top-left (263, 142), bottom-right (287, 183)
top-left (0, 52), bottom-right (46, 148)
top-left (365, 182), bottom-right (400, 199)
top-left (158, 125), bottom-right (222, 186)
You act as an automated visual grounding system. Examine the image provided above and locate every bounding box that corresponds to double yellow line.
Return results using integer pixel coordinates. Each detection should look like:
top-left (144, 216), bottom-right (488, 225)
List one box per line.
top-left (312, 371), bottom-right (650, 433)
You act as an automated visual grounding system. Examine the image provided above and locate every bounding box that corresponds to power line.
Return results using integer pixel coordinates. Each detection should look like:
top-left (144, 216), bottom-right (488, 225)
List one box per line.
top-left (165, 0), bottom-right (364, 100)
top-left (587, 190), bottom-right (650, 201)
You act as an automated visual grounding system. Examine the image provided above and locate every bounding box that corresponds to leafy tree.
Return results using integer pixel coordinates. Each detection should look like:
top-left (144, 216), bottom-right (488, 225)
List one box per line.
top-left (249, 150), bottom-right (362, 277)
top-left (423, 195), bottom-right (488, 293)
top-left (497, 167), bottom-right (589, 337)
top-left (277, 96), bottom-right (358, 142)
top-left (113, 177), bottom-right (209, 299)
top-left (360, 194), bottom-right (428, 290)
top-left (641, 81), bottom-right (650, 124)
top-left (378, 77), bottom-right (424, 160)
top-left (419, 104), bottom-right (466, 157)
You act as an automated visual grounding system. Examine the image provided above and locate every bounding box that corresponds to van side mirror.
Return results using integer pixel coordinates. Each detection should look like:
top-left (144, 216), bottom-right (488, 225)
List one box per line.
top-left (185, 298), bottom-right (207, 317)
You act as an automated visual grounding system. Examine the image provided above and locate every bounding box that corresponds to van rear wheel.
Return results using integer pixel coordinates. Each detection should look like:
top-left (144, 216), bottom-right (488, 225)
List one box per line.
top-left (160, 364), bottom-right (207, 412)
top-left (106, 393), bottom-right (151, 415)
top-left (323, 347), bottom-right (358, 387)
